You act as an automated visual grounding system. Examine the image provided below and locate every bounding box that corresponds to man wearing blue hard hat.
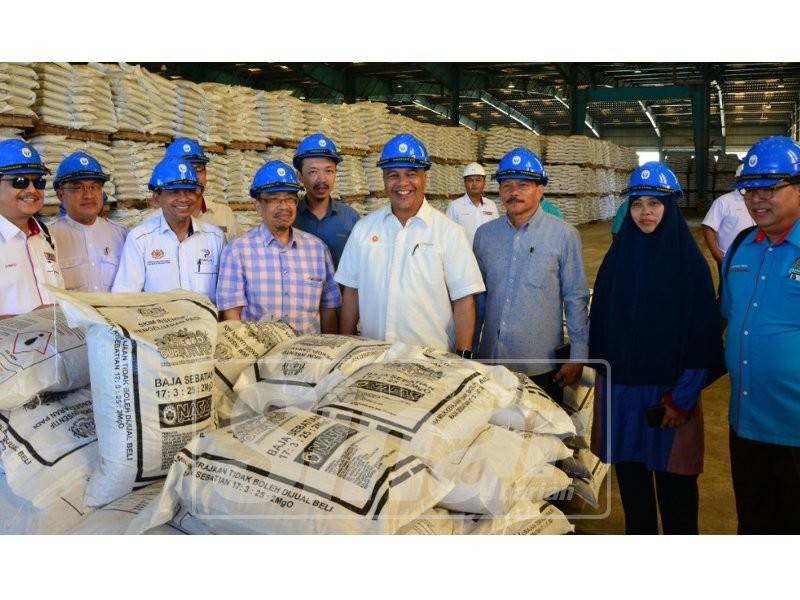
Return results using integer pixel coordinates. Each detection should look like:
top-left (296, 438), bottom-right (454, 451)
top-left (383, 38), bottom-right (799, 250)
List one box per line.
top-left (217, 160), bottom-right (340, 334)
top-left (164, 137), bottom-right (238, 241)
top-left (111, 157), bottom-right (225, 302)
top-left (0, 138), bottom-right (64, 318)
top-left (50, 152), bottom-right (127, 292)
top-left (335, 133), bottom-right (484, 353)
top-left (720, 135), bottom-right (800, 534)
top-left (292, 133), bottom-right (359, 268)
top-left (473, 147), bottom-right (590, 400)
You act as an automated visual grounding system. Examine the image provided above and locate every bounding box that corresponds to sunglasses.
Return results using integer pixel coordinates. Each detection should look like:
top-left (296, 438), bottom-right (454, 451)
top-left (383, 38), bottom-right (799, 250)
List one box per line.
top-left (1, 175), bottom-right (47, 190)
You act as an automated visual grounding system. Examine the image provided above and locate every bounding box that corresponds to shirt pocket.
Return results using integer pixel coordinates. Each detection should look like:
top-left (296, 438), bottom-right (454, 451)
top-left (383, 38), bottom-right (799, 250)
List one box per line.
top-left (523, 250), bottom-right (560, 289)
top-left (408, 242), bottom-right (445, 284)
top-left (292, 274), bottom-right (324, 310)
top-left (99, 254), bottom-right (120, 290)
top-left (59, 255), bottom-right (88, 290)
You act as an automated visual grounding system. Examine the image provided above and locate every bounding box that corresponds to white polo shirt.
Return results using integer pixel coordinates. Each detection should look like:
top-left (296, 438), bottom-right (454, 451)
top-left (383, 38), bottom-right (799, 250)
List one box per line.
top-left (335, 198), bottom-right (485, 351)
top-left (702, 189), bottom-right (756, 254)
top-left (445, 193), bottom-right (499, 244)
top-left (198, 199), bottom-right (239, 241)
top-left (0, 214), bottom-right (64, 316)
top-left (111, 213), bottom-right (225, 302)
top-left (50, 216), bottom-right (128, 292)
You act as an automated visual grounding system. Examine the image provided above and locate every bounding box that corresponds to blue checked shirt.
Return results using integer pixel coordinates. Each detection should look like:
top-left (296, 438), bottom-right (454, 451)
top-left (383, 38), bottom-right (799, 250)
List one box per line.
top-left (473, 208), bottom-right (590, 375)
top-left (216, 224), bottom-right (341, 334)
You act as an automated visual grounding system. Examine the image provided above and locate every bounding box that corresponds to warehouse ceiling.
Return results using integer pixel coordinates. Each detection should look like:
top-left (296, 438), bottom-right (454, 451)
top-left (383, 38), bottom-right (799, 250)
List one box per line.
top-left (142, 62), bottom-right (800, 138)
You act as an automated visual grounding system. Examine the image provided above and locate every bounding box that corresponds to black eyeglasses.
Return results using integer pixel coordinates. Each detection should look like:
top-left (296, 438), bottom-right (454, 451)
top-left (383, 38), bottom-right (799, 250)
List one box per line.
top-left (1, 175), bottom-right (47, 190)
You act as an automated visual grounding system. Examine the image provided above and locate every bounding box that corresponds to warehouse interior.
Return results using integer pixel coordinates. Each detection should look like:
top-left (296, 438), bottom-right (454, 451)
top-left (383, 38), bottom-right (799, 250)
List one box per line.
top-left (0, 58), bottom-right (796, 539)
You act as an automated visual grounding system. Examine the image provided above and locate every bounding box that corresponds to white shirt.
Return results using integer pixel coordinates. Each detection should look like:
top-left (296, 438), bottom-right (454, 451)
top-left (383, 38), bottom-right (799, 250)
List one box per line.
top-left (111, 213), bottom-right (225, 302)
top-left (335, 199), bottom-right (485, 351)
top-left (198, 199), bottom-right (239, 241)
top-left (0, 214), bottom-right (64, 316)
top-left (702, 189), bottom-right (756, 254)
top-left (50, 216), bottom-right (128, 292)
top-left (445, 193), bottom-right (499, 244)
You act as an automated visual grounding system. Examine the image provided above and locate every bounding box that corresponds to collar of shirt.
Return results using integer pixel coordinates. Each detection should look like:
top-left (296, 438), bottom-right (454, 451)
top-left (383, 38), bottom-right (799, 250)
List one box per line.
top-left (0, 213), bottom-right (42, 240)
top-left (158, 213), bottom-right (196, 237)
top-left (383, 197), bottom-right (434, 229)
top-left (503, 203), bottom-right (544, 232)
top-left (259, 223), bottom-right (301, 249)
top-left (460, 193), bottom-right (489, 207)
top-left (64, 215), bottom-right (100, 230)
top-left (754, 219), bottom-right (800, 247)
top-left (298, 196), bottom-right (339, 219)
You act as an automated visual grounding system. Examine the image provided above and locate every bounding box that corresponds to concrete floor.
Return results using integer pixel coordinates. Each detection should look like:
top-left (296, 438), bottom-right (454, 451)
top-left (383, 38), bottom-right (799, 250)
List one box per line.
top-left (572, 210), bottom-right (738, 534)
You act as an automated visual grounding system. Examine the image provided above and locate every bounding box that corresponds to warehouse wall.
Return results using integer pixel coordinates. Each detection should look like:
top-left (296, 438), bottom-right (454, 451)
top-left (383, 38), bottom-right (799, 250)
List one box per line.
top-left (601, 125), bottom-right (787, 152)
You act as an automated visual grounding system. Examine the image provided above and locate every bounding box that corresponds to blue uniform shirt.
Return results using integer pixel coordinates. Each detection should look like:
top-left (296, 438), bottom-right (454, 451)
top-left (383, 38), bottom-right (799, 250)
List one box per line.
top-left (293, 197), bottom-right (359, 268)
top-left (721, 220), bottom-right (800, 447)
top-left (473, 207), bottom-right (590, 375)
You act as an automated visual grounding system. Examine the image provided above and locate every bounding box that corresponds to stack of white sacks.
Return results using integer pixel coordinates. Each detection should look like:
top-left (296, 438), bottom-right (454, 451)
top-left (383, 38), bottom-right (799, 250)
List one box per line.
top-left (0, 63), bottom-right (38, 118)
top-left (352, 101), bottom-right (395, 149)
top-left (101, 63), bottom-right (150, 133)
top-left (134, 66), bottom-right (179, 137)
top-left (32, 63), bottom-right (117, 133)
top-left (303, 103), bottom-right (343, 144)
top-left (712, 153), bottom-right (741, 196)
top-left (337, 104), bottom-right (370, 152)
top-left (263, 91), bottom-right (305, 142)
top-left (201, 83), bottom-right (247, 143)
top-left (109, 141), bottom-right (164, 202)
top-left (481, 126), bottom-right (543, 160)
top-left (225, 149), bottom-right (266, 205)
top-left (361, 154), bottom-right (384, 195)
top-left (204, 152), bottom-right (229, 204)
top-left (173, 79), bottom-right (207, 142)
top-left (29, 135), bottom-right (114, 205)
top-left (335, 155), bottom-right (369, 198)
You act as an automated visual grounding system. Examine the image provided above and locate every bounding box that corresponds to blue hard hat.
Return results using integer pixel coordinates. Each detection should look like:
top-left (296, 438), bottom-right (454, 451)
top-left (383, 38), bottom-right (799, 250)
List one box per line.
top-left (293, 133), bottom-right (342, 170)
top-left (737, 135), bottom-right (800, 190)
top-left (622, 162), bottom-right (682, 198)
top-left (54, 152), bottom-right (109, 189)
top-left (0, 139), bottom-right (50, 176)
top-left (493, 147), bottom-right (548, 185)
top-left (165, 137), bottom-right (209, 165)
top-left (377, 133), bottom-right (431, 170)
top-left (249, 160), bottom-right (303, 198)
top-left (148, 157), bottom-right (203, 192)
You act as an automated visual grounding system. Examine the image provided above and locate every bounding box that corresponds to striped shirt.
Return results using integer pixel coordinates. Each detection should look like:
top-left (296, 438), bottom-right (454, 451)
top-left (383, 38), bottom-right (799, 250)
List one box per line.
top-left (216, 224), bottom-right (341, 334)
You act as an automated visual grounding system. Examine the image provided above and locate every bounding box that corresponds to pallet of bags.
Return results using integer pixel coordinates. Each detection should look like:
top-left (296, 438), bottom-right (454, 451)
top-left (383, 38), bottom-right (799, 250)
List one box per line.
top-left (0, 62), bottom-right (38, 119)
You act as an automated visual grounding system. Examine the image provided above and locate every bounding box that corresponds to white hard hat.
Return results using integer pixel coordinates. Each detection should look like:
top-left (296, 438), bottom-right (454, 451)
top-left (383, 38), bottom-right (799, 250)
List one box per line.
top-left (463, 162), bottom-right (486, 178)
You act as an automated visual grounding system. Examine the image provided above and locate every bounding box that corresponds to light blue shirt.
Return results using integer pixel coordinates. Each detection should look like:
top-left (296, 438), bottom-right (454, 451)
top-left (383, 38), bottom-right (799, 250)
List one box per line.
top-left (721, 221), bottom-right (800, 446)
top-left (473, 208), bottom-right (590, 375)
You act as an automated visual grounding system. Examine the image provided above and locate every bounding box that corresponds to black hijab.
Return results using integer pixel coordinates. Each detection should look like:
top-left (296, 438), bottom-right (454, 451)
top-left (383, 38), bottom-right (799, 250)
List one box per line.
top-left (589, 193), bottom-right (725, 386)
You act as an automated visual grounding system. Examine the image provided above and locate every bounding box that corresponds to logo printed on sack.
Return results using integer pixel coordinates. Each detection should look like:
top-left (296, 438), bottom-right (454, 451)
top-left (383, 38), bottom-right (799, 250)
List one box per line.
top-left (79, 157), bottom-right (90, 166)
top-left (21, 147), bottom-right (32, 158)
top-left (154, 328), bottom-right (212, 359)
top-left (69, 416), bottom-right (96, 439)
top-left (749, 154), bottom-right (758, 167)
top-left (151, 249), bottom-right (165, 260)
top-left (354, 379), bottom-right (424, 402)
top-left (282, 360), bottom-right (306, 377)
top-left (138, 306), bottom-right (167, 318)
top-left (12, 331), bottom-right (51, 355)
top-left (296, 423), bottom-right (358, 470)
top-left (159, 396), bottom-right (212, 429)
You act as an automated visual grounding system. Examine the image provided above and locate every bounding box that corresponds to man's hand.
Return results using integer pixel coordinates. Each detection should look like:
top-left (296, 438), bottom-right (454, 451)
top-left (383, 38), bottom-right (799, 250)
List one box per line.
top-left (661, 404), bottom-right (688, 428)
top-left (553, 362), bottom-right (583, 387)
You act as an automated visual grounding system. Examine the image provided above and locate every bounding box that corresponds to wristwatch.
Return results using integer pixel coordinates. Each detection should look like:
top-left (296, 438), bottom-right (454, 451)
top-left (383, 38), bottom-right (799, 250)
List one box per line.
top-left (457, 349), bottom-right (473, 359)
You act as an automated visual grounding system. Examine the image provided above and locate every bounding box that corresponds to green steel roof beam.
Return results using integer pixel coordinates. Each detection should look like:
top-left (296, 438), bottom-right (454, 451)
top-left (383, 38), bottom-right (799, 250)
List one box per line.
top-left (411, 96), bottom-right (477, 130)
top-left (479, 92), bottom-right (540, 134)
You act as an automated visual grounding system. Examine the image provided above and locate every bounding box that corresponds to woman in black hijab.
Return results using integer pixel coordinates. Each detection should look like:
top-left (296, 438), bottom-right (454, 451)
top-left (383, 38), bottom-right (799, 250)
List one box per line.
top-left (589, 162), bottom-right (724, 534)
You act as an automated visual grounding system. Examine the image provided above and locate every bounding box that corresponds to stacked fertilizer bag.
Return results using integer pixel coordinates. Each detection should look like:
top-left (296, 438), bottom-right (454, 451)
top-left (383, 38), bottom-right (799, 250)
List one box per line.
top-left (134, 66), bottom-right (179, 137)
top-left (0, 62), bottom-right (38, 118)
top-left (109, 141), bottom-right (163, 203)
top-left (100, 62), bottom-right (151, 133)
top-left (126, 336), bottom-right (578, 535)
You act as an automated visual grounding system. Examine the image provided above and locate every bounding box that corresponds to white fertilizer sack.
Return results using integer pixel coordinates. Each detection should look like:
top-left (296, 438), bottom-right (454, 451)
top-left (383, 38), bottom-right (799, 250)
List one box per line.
top-left (0, 307), bottom-right (89, 410)
top-left (0, 474), bottom-right (93, 534)
top-left (314, 355), bottom-right (499, 466)
top-left (127, 407), bottom-right (452, 535)
top-left (214, 321), bottom-right (297, 427)
top-left (0, 388), bottom-right (97, 508)
top-left (235, 335), bottom-right (391, 412)
top-left (51, 289), bottom-right (218, 507)
top-left (490, 374), bottom-right (576, 436)
top-left (436, 426), bottom-right (572, 516)
top-left (471, 500), bottom-right (574, 535)
top-left (397, 508), bottom-right (475, 535)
